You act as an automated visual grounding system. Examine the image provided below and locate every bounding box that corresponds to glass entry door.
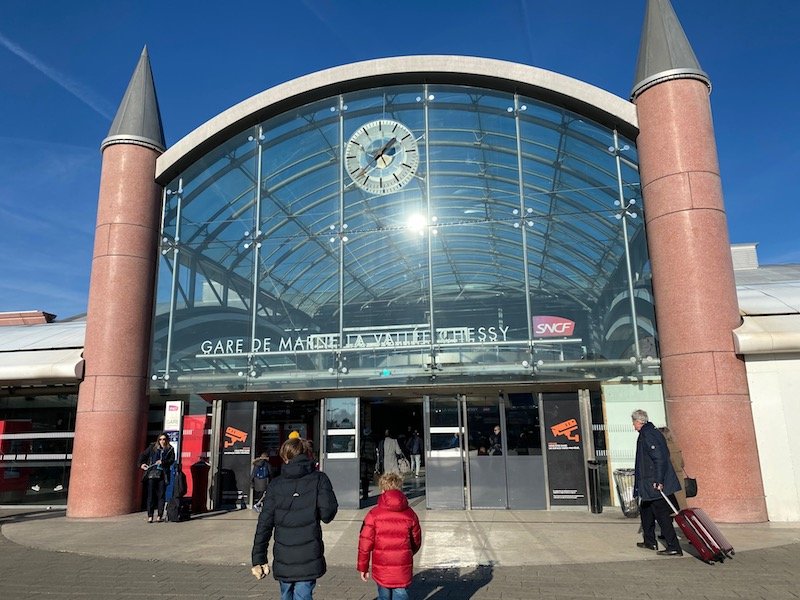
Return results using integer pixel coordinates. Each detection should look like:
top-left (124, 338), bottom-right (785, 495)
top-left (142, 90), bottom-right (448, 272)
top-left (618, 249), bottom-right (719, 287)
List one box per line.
top-left (423, 395), bottom-right (465, 509)
top-left (503, 393), bottom-right (546, 509)
top-left (465, 396), bottom-right (507, 508)
top-left (424, 392), bottom-right (548, 510)
top-left (464, 393), bottom-right (546, 509)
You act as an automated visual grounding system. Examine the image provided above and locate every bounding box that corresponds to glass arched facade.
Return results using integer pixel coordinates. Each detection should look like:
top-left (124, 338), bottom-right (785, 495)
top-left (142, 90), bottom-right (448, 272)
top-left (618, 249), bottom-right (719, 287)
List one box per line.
top-left (151, 83), bottom-right (657, 393)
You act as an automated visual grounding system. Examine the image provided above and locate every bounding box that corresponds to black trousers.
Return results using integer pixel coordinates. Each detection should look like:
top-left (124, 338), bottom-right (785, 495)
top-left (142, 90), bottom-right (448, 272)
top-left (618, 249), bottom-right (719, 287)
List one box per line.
top-left (640, 495), bottom-right (681, 551)
top-left (145, 478), bottom-right (166, 518)
top-left (360, 462), bottom-right (375, 499)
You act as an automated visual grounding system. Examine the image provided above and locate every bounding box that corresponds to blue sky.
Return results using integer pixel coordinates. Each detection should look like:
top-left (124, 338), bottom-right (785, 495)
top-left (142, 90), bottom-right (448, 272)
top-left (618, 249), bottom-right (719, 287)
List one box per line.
top-left (1, 0), bottom-right (798, 320)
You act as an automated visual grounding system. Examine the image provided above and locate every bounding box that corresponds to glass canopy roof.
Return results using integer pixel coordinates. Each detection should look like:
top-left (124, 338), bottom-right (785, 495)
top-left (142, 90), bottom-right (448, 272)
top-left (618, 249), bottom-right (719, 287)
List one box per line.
top-left (153, 83), bottom-right (655, 392)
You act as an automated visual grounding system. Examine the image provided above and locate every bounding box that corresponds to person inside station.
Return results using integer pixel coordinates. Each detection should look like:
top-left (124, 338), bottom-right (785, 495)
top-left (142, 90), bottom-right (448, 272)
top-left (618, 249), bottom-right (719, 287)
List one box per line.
top-left (251, 451), bottom-right (271, 505)
top-left (360, 427), bottom-right (377, 499)
top-left (287, 429), bottom-right (318, 469)
top-left (489, 425), bottom-right (502, 456)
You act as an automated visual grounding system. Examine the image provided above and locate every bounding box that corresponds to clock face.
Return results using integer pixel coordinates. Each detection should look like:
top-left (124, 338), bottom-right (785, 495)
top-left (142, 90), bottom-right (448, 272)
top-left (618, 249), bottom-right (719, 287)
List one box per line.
top-left (345, 119), bottom-right (419, 195)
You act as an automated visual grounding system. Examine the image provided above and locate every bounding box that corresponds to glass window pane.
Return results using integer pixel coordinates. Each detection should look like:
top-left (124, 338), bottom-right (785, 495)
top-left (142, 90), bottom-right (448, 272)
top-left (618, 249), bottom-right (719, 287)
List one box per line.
top-left (325, 434), bottom-right (355, 454)
top-left (428, 398), bottom-right (460, 427)
top-left (505, 393), bottom-right (541, 455)
top-left (326, 398), bottom-right (356, 430)
top-left (0, 393), bottom-right (76, 505)
top-left (465, 397), bottom-right (500, 454)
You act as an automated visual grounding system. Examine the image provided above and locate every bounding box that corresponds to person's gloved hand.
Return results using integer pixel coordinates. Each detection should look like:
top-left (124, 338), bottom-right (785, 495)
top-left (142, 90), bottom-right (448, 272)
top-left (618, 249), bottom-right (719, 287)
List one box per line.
top-left (251, 564), bottom-right (270, 580)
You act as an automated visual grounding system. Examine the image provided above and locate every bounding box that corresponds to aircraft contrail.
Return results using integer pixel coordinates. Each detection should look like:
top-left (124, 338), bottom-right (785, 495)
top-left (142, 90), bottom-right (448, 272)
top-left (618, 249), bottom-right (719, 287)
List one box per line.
top-left (0, 30), bottom-right (114, 120)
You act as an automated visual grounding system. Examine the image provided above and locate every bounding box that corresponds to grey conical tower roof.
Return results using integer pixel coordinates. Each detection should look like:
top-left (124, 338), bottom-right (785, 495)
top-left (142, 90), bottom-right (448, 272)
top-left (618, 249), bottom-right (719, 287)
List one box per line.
top-left (631, 0), bottom-right (710, 99)
top-left (101, 47), bottom-right (165, 152)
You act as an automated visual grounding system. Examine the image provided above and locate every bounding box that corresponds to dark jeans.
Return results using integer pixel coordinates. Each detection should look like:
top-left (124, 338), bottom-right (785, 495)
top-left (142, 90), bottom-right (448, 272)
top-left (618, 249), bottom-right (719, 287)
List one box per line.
top-left (279, 580), bottom-right (316, 600)
top-left (145, 477), bottom-right (166, 518)
top-left (640, 495), bottom-right (681, 551)
top-left (377, 586), bottom-right (409, 600)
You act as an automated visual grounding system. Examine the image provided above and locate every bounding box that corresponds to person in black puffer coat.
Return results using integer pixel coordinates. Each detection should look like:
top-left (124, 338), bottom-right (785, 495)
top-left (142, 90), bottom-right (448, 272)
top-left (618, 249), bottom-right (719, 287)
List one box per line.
top-left (251, 437), bottom-right (338, 599)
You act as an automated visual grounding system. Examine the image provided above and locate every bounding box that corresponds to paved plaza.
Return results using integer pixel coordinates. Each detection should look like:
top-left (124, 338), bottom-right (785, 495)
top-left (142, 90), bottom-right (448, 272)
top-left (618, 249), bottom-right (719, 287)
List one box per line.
top-left (1, 504), bottom-right (800, 599)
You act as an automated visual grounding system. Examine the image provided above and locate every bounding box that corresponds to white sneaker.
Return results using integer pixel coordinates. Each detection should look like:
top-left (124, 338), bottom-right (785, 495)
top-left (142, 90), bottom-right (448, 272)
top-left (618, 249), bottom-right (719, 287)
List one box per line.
top-left (54, 484), bottom-right (64, 492)
top-left (31, 485), bottom-right (40, 492)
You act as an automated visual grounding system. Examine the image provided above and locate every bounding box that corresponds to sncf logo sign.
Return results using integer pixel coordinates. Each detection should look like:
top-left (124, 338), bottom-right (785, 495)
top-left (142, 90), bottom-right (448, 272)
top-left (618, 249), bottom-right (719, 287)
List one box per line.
top-left (532, 315), bottom-right (575, 337)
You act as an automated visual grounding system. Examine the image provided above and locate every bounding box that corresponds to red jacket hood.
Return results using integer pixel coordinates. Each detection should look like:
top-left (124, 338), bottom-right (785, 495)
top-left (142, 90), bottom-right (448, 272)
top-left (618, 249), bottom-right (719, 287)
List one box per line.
top-left (378, 489), bottom-right (409, 511)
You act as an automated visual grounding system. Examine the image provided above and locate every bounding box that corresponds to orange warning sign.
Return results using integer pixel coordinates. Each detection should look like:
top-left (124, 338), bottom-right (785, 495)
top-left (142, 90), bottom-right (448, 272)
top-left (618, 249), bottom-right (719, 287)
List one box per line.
top-left (224, 426), bottom-right (248, 448)
top-left (550, 418), bottom-right (580, 442)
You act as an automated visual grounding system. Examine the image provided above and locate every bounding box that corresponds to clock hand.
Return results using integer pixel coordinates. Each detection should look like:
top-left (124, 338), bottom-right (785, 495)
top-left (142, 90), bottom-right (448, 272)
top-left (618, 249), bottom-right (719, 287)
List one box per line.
top-left (354, 137), bottom-right (397, 180)
top-left (353, 161), bottom-right (378, 183)
top-left (374, 137), bottom-right (397, 161)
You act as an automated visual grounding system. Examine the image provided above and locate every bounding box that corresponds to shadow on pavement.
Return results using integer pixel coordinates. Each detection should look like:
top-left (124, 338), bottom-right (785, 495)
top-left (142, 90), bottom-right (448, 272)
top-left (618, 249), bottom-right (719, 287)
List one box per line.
top-left (411, 564), bottom-right (493, 599)
top-left (183, 508), bottom-right (236, 521)
top-left (0, 508), bottom-right (66, 525)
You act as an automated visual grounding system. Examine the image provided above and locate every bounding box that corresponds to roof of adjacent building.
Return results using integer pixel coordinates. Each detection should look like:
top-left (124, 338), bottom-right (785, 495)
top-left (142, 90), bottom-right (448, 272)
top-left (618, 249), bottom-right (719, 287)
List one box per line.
top-left (732, 245), bottom-right (800, 355)
top-left (733, 246), bottom-right (800, 316)
top-left (0, 318), bottom-right (85, 386)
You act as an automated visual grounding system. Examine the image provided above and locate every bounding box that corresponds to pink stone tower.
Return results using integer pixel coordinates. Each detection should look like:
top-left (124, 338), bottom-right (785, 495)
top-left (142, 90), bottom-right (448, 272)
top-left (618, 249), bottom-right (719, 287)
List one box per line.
top-left (632, 0), bottom-right (767, 522)
top-left (67, 48), bottom-right (165, 517)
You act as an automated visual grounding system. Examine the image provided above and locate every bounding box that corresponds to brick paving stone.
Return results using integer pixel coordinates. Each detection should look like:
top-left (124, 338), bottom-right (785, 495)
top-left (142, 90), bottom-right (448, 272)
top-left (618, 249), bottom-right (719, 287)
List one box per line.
top-left (3, 510), bottom-right (800, 599)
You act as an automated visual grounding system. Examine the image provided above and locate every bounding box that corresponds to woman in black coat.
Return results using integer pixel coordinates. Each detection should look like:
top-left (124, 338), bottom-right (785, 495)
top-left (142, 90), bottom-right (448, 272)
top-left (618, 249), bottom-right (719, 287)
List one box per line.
top-left (137, 433), bottom-right (175, 523)
top-left (251, 438), bottom-right (338, 599)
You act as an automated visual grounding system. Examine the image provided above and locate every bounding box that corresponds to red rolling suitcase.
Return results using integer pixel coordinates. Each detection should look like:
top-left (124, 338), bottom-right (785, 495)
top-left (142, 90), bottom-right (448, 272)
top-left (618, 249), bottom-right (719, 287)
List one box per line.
top-left (661, 490), bottom-right (734, 563)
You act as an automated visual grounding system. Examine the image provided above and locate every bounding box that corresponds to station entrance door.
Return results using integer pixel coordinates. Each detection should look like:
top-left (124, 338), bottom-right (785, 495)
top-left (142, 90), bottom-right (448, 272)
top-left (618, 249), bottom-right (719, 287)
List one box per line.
top-left (424, 395), bottom-right (466, 509)
top-left (423, 393), bottom-right (547, 509)
top-left (321, 396), bottom-right (427, 508)
top-left (320, 391), bottom-right (588, 511)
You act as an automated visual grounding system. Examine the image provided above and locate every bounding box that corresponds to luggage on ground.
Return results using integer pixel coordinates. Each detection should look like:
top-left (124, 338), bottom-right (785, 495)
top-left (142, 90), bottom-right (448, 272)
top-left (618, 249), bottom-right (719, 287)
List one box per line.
top-left (660, 490), bottom-right (734, 563)
top-left (252, 491), bottom-right (266, 513)
top-left (397, 454), bottom-right (411, 475)
top-left (166, 463), bottom-right (191, 522)
top-left (166, 497), bottom-right (191, 522)
top-left (172, 464), bottom-right (188, 497)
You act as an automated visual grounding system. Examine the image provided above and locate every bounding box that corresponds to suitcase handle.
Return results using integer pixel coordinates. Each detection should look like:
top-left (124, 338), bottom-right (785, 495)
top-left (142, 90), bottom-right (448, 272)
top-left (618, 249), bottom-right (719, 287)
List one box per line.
top-left (659, 489), bottom-right (680, 514)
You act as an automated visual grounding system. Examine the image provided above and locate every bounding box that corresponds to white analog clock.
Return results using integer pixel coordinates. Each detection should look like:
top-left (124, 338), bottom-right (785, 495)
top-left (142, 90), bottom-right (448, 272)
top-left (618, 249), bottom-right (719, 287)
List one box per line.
top-left (345, 119), bottom-right (419, 195)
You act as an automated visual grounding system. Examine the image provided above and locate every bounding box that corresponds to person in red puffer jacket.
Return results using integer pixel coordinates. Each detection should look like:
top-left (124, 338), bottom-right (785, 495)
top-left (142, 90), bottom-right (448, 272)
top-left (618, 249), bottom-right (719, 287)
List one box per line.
top-left (357, 472), bottom-right (422, 600)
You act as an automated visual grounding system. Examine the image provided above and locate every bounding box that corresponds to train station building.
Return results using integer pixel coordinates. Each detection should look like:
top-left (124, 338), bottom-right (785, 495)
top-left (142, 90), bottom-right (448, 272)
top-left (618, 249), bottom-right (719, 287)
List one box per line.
top-left (2, 0), bottom-right (798, 522)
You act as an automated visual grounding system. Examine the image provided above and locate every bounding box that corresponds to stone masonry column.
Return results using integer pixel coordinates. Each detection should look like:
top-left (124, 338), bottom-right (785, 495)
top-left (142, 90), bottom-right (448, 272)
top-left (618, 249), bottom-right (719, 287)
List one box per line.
top-left (635, 77), bottom-right (767, 522)
top-left (67, 49), bottom-right (165, 517)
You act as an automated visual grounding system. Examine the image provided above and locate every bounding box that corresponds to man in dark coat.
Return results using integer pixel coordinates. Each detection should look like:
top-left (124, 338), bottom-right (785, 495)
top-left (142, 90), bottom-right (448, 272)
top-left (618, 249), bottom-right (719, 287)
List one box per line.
top-left (632, 409), bottom-right (683, 556)
top-left (251, 438), bottom-right (338, 599)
